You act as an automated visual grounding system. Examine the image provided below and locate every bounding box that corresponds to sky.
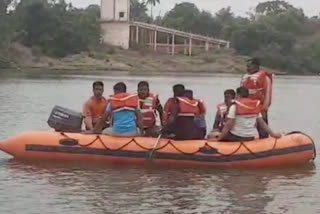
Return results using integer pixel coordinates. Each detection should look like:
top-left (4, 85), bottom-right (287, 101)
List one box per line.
top-left (67, 0), bottom-right (319, 17)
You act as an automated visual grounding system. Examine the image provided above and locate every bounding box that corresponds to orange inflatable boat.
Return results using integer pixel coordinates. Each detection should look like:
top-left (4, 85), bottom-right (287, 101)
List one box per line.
top-left (0, 131), bottom-right (316, 168)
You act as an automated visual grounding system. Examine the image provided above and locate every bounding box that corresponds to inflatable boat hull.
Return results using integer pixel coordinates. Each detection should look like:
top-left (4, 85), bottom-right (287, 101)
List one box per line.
top-left (0, 131), bottom-right (315, 168)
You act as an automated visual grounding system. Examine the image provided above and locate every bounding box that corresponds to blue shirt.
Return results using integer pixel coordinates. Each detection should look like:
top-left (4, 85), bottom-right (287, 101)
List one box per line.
top-left (107, 104), bottom-right (137, 134)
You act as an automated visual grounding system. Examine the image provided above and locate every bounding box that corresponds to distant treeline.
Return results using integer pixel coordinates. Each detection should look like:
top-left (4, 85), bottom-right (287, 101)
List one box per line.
top-left (1, 0), bottom-right (320, 74)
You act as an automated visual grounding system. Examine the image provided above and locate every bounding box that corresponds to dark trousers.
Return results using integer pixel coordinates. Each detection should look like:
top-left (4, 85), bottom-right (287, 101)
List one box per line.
top-left (162, 117), bottom-right (204, 140)
top-left (257, 111), bottom-right (269, 139)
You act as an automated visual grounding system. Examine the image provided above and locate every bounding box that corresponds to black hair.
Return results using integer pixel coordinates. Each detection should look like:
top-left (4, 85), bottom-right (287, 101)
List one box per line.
top-left (138, 81), bottom-right (149, 89)
top-left (184, 89), bottom-right (193, 99)
top-left (224, 89), bottom-right (236, 98)
top-left (236, 87), bottom-right (249, 98)
top-left (173, 84), bottom-right (185, 97)
top-left (247, 57), bottom-right (260, 67)
top-left (93, 81), bottom-right (104, 89)
top-left (113, 82), bottom-right (126, 93)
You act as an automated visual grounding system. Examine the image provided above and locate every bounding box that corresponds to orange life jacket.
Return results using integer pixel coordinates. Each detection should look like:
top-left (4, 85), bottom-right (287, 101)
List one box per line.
top-left (194, 98), bottom-right (206, 115)
top-left (176, 97), bottom-right (200, 116)
top-left (240, 70), bottom-right (273, 110)
top-left (139, 93), bottom-right (158, 128)
top-left (217, 103), bottom-right (228, 129)
top-left (163, 97), bottom-right (201, 125)
top-left (234, 98), bottom-right (261, 116)
top-left (109, 93), bottom-right (138, 112)
top-left (163, 98), bottom-right (175, 126)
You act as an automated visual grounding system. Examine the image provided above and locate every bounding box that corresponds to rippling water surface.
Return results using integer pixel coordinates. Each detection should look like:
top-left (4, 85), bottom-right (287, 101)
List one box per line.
top-left (0, 71), bottom-right (319, 213)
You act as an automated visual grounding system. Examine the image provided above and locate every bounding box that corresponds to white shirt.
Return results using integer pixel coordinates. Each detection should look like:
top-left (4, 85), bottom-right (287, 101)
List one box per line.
top-left (227, 104), bottom-right (262, 138)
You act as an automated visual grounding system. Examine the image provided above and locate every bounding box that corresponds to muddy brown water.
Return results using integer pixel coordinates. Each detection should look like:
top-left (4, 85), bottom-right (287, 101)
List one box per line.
top-left (0, 72), bottom-right (319, 213)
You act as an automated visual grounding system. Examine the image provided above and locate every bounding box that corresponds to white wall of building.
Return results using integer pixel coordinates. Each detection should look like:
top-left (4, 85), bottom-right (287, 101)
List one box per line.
top-left (101, 22), bottom-right (130, 49)
top-left (101, 0), bottom-right (114, 20)
top-left (101, 0), bottom-right (130, 21)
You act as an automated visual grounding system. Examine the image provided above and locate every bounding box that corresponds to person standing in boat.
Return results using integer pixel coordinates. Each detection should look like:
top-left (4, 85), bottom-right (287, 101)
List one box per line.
top-left (209, 87), bottom-right (281, 142)
top-left (83, 81), bottom-right (108, 131)
top-left (211, 89), bottom-right (236, 133)
top-left (162, 84), bottom-right (204, 140)
top-left (241, 58), bottom-right (273, 139)
top-left (137, 81), bottom-right (163, 137)
top-left (92, 82), bottom-right (144, 136)
top-left (184, 89), bottom-right (207, 139)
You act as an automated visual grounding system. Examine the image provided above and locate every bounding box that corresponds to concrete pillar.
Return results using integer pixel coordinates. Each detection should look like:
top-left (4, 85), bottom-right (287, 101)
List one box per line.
top-left (172, 33), bottom-right (175, 56)
top-left (154, 30), bottom-right (157, 51)
top-left (184, 39), bottom-right (187, 55)
top-left (189, 37), bottom-right (192, 56)
top-left (205, 41), bottom-right (210, 51)
top-left (130, 26), bottom-right (134, 41)
top-left (226, 41), bottom-right (230, 49)
top-left (136, 26), bottom-right (139, 44)
top-left (167, 34), bottom-right (170, 54)
top-left (149, 30), bottom-right (152, 47)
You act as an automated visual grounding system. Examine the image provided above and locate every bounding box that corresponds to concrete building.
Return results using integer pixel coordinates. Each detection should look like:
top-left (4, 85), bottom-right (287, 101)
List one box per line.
top-left (100, 0), bottom-right (230, 55)
top-left (101, 0), bottom-right (131, 49)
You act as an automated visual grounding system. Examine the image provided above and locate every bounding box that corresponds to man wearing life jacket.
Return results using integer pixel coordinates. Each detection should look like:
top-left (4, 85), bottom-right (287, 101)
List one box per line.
top-left (83, 81), bottom-right (108, 130)
top-left (92, 82), bottom-right (144, 136)
top-left (137, 81), bottom-right (163, 137)
top-left (209, 87), bottom-right (281, 142)
top-left (184, 89), bottom-right (207, 138)
top-left (240, 58), bottom-right (273, 139)
top-left (212, 89), bottom-right (236, 132)
top-left (162, 84), bottom-right (203, 140)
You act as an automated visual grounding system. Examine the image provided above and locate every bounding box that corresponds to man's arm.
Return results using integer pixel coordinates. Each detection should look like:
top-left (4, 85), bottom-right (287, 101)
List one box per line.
top-left (92, 111), bottom-right (110, 134)
top-left (83, 100), bottom-right (93, 130)
top-left (257, 117), bottom-right (281, 139)
top-left (156, 102), bottom-right (164, 126)
top-left (135, 109), bottom-right (144, 135)
top-left (213, 111), bottom-right (221, 131)
top-left (263, 75), bottom-right (272, 110)
top-left (217, 118), bottom-right (235, 141)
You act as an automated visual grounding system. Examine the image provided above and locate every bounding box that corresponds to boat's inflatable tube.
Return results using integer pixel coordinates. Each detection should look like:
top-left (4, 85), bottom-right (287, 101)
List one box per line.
top-left (0, 131), bottom-right (316, 168)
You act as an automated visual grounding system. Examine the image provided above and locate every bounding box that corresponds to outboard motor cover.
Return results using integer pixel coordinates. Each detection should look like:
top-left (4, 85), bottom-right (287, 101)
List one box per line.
top-left (48, 106), bottom-right (83, 132)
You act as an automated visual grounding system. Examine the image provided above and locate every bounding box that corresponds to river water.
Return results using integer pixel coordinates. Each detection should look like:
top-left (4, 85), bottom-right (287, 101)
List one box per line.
top-left (0, 71), bottom-right (319, 213)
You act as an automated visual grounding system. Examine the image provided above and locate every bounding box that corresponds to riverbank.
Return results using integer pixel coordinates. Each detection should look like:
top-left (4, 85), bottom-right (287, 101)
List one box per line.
top-left (1, 43), bottom-right (284, 75)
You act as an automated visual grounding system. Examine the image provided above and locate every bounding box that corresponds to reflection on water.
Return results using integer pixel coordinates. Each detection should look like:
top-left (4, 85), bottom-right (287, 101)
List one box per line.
top-left (0, 71), bottom-right (319, 213)
top-left (1, 160), bottom-right (317, 214)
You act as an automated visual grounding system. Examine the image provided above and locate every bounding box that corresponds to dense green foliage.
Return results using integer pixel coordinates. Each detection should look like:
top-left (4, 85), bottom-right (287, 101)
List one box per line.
top-left (0, 0), bottom-right (100, 58)
top-left (155, 1), bottom-right (320, 74)
top-left (0, 0), bottom-right (319, 74)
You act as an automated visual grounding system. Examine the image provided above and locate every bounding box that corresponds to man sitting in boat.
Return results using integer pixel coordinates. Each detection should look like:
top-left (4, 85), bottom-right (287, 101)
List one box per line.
top-left (212, 89), bottom-right (236, 133)
top-left (162, 84), bottom-right (204, 140)
top-left (92, 82), bottom-right (144, 136)
top-left (184, 89), bottom-right (207, 139)
top-left (137, 81), bottom-right (163, 137)
top-left (209, 87), bottom-right (281, 142)
top-left (83, 81), bottom-right (108, 131)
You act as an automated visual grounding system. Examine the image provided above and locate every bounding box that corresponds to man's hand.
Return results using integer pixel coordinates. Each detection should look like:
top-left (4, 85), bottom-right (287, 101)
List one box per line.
top-left (207, 130), bottom-right (221, 140)
top-left (271, 132), bottom-right (282, 139)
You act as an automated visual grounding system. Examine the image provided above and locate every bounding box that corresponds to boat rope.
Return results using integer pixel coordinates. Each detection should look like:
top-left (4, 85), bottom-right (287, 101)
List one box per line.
top-left (59, 132), bottom-right (315, 159)
top-left (285, 131), bottom-right (316, 160)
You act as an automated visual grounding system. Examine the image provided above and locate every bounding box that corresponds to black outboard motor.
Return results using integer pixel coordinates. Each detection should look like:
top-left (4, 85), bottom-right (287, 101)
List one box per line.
top-left (47, 106), bottom-right (83, 132)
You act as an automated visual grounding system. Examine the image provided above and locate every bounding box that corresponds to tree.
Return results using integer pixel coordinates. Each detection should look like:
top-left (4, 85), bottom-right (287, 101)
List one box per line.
top-left (144, 0), bottom-right (160, 20)
top-left (85, 4), bottom-right (100, 18)
top-left (13, 0), bottom-right (100, 57)
top-left (163, 3), bottom-right (200, 31)
top-left (130, 0), bottom-right (149, 22)
top-left (256, 0), bottom-right (294, 15)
